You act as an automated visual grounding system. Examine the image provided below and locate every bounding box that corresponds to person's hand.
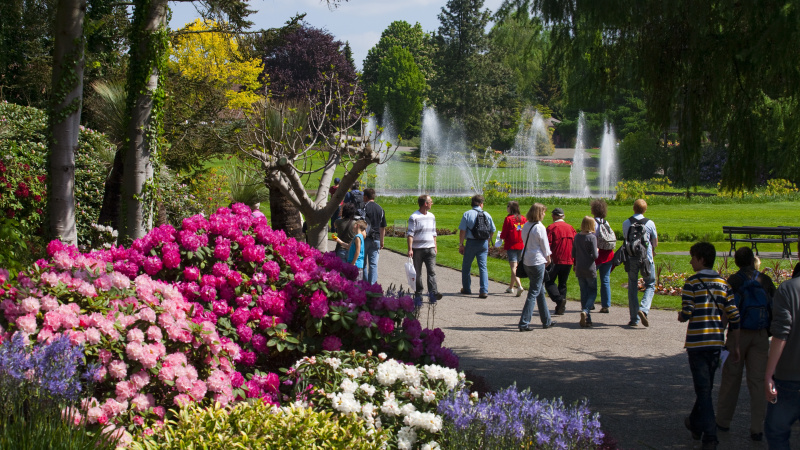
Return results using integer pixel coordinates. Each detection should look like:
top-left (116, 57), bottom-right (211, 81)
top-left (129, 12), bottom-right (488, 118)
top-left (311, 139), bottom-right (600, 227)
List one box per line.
top-left (407, 249), bottom-right (413, 258)
top-left (677, 311), bottom-right (686, 322)
top-left (458, 243), bottom-right (465, 255)
top-left (380, 241), bottom-right (385, 249)
top-left (766, 377), bottom-right (778, 405)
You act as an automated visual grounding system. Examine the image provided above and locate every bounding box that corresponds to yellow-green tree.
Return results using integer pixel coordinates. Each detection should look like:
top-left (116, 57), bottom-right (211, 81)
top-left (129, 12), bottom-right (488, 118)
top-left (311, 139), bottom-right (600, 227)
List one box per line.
top-left (170, 19), bottom-right (262, 111)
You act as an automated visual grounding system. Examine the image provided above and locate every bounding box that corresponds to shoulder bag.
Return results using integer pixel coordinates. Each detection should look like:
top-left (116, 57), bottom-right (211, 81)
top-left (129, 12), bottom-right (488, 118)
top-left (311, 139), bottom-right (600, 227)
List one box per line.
top-left (515, 223), bottom-right (537, 279)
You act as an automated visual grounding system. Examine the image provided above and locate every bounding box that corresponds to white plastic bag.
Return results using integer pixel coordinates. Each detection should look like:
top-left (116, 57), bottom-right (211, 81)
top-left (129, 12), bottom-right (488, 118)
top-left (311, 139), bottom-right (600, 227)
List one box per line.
top-left (405, 258), bottom-right (417, 288)
top-left (494, 235), bottom-right (503, 248)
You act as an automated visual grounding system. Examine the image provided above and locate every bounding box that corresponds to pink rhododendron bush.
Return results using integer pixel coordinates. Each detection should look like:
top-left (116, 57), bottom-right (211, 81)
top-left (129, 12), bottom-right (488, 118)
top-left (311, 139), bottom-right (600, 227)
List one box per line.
top-left (0, 204), bottom-right (457, 433)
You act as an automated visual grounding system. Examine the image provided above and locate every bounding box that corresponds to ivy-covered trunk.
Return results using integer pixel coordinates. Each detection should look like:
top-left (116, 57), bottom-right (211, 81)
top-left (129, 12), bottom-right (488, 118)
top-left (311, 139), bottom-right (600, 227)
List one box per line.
top-left (48, 0), bottom-right (87, 246)
top-left (119, 0), bottom-right (168, 243)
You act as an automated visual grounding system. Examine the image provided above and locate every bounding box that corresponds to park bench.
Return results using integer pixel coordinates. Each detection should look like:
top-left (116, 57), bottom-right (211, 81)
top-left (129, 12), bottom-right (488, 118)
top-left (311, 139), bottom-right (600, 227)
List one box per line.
top-left (722, 226), bottom-right (800, 258)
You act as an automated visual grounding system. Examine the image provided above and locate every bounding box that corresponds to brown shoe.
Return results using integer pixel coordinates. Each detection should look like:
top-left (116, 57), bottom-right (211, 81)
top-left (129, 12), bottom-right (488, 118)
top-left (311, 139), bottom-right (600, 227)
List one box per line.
top-left (638, 310), bottom-right (649, 327)
top-left (478, 292), bottom-right (488, 299)
top-left (599, 307), bottom-right (610, 313)
top-left (460, 288), bottom-right (471, 295)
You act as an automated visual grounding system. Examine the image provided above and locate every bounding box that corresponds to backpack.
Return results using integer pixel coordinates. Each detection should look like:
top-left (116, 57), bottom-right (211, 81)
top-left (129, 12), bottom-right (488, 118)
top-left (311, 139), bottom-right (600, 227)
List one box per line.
top-left (596, 218), bottom-right (616, 250)
top-left (346, 190), bottom-right (366, 216)
top-left (624, 217), bottom-right (650, 259)
top-left (471, 211), bottom-right (492, 240)
top-left (734, 270), bottom-right (771, 330)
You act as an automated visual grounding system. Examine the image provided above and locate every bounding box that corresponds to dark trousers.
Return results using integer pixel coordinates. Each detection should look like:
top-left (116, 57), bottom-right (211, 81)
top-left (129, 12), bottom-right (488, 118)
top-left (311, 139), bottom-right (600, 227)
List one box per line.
top-left (688, 349), bottom-right (721, 444)
top-left (544, 263), bottom-right (572, 303)
top-left (413, 247), bottom-right (438, 297)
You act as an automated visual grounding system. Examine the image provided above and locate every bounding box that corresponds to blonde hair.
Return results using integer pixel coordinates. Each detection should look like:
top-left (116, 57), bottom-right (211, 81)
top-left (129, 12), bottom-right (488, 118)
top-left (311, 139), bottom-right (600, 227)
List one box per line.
top-left (580, 216), bottom-right (596, 233)
top-left (526, 203), bottom-right (547, 223)
top-left (354, 220), bottom-right (367, 232)
top-left (633, 199), bottom-right (648, 214)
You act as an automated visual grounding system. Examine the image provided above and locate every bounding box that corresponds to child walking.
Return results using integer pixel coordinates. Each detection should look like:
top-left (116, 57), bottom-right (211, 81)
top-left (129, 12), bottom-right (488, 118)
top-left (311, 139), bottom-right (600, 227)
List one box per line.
top-left (347, 220), bottom-right (368, 280)
top-left (573, 216), bottom-right (599, 327)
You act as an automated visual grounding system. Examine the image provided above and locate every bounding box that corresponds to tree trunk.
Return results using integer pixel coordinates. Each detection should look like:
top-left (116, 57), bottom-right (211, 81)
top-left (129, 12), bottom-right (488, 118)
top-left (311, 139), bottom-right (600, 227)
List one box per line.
top-left (97, 148), bottom-right (123, 229)
top-left (304, 218), bottom-right (329, 252)
top-left (48, 0), bottom-right (87, 246)
top-left (268, 186), bottom-right (304, 241)
top-left (119, 0), bottom-right (167, 242)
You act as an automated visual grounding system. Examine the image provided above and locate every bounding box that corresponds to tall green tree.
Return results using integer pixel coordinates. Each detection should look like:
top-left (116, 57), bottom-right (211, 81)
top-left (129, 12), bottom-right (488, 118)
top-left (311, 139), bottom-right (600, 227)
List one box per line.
top-left (367, 46), bottom-right (425, 136)
top-left (362, 21), bottom-right (433, 105)
top-left (430, 0), bottom-right (518, 148)
top-left (534, 0), bottom-right (800, 188)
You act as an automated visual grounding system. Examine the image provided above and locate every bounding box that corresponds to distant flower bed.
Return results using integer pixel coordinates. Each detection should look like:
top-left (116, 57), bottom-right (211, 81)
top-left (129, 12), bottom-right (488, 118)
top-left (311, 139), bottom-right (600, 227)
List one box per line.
top-left (539, 159), bottom-right (572, 167)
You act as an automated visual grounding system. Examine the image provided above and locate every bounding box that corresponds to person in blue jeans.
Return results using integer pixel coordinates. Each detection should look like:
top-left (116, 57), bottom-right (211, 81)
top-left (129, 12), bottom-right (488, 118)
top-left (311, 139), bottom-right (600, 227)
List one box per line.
top-left (764, 274), bottom-right (800, 449)
top-left (361, 188), bottom-right (387, 285)
top-left (679, 242), bottom-right (741, 450)
top-left (591, 199), bottom-right (614, 313)
top-left (518, 203), bottom-right (555, 331)
top-left (622, 198), bottom-right (658, 327)
top-left (458, 195), bottom-right (496, 298)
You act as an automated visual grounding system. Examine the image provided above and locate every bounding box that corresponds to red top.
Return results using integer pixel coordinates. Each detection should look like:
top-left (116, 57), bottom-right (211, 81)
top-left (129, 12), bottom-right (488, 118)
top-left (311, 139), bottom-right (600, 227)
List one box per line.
top-left (547, 221), bottom-right (576, 264)
top-left (596, 248), bottom-right (614, 265)
top-left (500, 215), bottom-right (527, 250)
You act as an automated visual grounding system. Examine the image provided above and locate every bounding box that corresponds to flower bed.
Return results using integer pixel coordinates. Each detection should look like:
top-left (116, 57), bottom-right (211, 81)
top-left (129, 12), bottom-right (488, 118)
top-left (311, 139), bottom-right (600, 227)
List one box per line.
top-left (538, 159), bottom-right (572, 167)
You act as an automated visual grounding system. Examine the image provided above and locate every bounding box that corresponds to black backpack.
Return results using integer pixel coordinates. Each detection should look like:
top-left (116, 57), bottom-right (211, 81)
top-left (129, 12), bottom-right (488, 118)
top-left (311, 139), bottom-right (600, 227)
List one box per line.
top-left (346, 190), bottom-right (366, 216)
top-left (471, 211), bottom-right (492, 240)
top-left (625, 217), bottom-right (650, 259)
top-left (734, 270), bottom-right (772, 330)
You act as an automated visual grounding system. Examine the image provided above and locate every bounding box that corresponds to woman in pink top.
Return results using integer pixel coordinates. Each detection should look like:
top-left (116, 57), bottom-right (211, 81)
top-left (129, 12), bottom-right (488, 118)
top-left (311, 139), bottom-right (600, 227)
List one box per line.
top-left (499, 201), bottom-right (527, 296)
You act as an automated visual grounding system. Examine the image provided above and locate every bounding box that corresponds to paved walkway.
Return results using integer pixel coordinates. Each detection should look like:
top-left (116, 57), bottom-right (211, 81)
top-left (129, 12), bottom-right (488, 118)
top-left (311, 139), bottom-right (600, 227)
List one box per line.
top-left (365, 244), bottom-right (800, 449)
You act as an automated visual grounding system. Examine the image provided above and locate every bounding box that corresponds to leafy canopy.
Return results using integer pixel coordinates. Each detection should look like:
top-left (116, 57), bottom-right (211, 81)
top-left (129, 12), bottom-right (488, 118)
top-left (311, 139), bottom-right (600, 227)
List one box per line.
top-left (368, 46), bottom-right (426, 136)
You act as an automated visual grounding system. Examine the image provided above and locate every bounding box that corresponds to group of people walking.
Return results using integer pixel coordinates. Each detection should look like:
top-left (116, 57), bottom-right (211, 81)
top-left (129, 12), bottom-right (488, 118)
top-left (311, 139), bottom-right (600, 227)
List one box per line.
top-left (328, 186), bottom-right (800, 448)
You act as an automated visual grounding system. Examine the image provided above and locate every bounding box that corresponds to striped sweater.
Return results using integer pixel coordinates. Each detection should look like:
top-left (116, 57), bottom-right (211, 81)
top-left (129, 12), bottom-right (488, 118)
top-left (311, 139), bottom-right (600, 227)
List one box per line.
top-left (681, 270), bottom-right (740, 350)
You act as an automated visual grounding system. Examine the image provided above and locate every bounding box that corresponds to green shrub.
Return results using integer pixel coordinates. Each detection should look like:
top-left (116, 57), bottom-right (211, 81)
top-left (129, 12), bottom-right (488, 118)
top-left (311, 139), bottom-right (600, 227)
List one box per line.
top-left (133, 402), bottom-right (390, 450)
top-left (618, 130), bottom-right (663, 180)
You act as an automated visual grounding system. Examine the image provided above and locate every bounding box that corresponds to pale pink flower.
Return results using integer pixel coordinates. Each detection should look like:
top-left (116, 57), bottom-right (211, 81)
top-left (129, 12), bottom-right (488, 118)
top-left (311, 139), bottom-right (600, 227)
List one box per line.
top-left (157, 365), bottom-right (176, 382)
top-left (87, 407), bottom-right (107, 425)
top-left (132, 416), bottom-right (145, 426)
top-left (135, 307), bottom-right (156, 323)
top-left (76, 282), bottom-right (97, 297)
top-left (98, 349), bottom-right (113, 365)
top-left (84, 327), bottom-right (101, 345)
top-left (36, 328), bottom-right (54, 343)
top-left (206, 369), bottom-right (229, 393)
top-left (20, 297), bottom-right (40, 314)
top-left (129, 371), bottom-right (150, 390)
top-left (131, 393), bottom-right (154, 412)
top-left (126, 328), bottom-right (145, 343)
top-left (188, 379), bottom-right (207, 400)
top-left (173, 394), bottom-right (191, 408)
top-left (115, 381), bottom-right (136, 401)
top-left (16, 314), bottom-right (38, 334)
top-left (125, 341), bottom-right (144, 361)
top-left (108, 360), bottom-right (127, 380)
top-left (102, 399), bottom-right (127, 418)
top-left (152, 406), bottom-right (165, 419)
top-left (175, 376), bottom-right (193, 393)
top-left (68, 330), bottom-right (85, 346)
top-left (40, 295), bottom-right (59, 311)
top-left (145, 326), bottom-right (162, 342)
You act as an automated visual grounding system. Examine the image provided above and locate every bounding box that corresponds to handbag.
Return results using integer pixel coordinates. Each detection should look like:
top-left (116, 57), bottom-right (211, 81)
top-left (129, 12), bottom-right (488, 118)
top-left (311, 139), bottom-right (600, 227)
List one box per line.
top-left (515, 224), bottom-right (537, 279)
top-left (405, 257), bottom-right (417, 288)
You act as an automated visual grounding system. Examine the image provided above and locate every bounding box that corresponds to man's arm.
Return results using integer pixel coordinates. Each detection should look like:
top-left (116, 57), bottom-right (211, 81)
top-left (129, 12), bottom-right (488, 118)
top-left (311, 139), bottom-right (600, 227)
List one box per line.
top-left (379, 227), bottom-right (386, 249)
top-left (459, 230), bottom-right (466, 255)
top-left (765, 338), bottom-right (787, 404)
top-left (407, 235), bottom-right (414, 258)
top-left (434, 235), bottom-right (438, 255)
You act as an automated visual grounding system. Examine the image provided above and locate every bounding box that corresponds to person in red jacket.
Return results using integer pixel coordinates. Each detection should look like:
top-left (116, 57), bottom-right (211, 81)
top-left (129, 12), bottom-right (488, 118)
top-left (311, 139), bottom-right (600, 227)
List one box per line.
top-left (499, 201), bottom-right (527, 297)
top-left (545, 207), bottom-right (576, 315)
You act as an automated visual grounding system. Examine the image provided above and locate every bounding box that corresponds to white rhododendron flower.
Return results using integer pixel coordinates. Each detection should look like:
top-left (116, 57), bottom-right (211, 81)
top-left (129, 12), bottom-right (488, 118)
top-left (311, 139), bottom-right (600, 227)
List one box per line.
top-left (422, 389), bottom-right (436, 403)
top-left (360, 383), bottom-right (376, 396)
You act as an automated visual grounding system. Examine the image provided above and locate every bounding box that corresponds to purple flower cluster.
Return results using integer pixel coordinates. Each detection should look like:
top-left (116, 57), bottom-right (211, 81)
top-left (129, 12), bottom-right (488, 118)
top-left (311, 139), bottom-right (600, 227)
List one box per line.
top-left (0, 333), bottom-right (98, 402)
top-left (438, 386), bottom-right (604, 449)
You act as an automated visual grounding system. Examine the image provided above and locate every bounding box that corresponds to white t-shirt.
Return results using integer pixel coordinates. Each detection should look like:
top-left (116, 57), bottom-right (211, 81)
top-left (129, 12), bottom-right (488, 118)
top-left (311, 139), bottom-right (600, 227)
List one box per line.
top-left (521, 221), bottom-right (551, 266)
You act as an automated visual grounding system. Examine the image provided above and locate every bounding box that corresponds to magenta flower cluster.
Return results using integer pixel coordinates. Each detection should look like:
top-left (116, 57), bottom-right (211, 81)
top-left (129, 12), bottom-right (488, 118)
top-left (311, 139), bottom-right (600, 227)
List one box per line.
top-left (0, 204), bottom-right (459, 431)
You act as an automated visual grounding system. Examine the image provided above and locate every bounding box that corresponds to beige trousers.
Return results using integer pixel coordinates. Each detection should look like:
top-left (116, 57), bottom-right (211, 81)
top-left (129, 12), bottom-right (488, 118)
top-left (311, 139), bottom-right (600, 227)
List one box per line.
top-left (716, 328), bottom-right (769, 434)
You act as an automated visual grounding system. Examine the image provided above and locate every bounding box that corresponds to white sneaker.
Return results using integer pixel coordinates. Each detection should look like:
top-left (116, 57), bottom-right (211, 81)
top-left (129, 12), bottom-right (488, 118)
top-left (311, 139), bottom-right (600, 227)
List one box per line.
top-left (515, 287), bottom-right (524, 297)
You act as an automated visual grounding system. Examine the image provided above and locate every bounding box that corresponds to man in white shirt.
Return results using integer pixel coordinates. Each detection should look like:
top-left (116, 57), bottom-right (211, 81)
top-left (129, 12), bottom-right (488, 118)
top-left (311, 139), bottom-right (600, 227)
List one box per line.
top-left (407, 195), bottom-right (442, 306)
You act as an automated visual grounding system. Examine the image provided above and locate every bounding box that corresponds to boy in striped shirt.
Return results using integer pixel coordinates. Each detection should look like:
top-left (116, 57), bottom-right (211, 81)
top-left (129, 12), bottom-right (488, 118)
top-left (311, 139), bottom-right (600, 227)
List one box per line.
top-left (678, 242), bottom-right (741, 450)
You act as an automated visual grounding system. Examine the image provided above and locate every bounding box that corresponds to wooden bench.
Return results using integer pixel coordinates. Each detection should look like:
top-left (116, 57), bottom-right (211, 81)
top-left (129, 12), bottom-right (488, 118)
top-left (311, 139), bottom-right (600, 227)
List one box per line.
top-left (722, 226), bottom-right (800, 258)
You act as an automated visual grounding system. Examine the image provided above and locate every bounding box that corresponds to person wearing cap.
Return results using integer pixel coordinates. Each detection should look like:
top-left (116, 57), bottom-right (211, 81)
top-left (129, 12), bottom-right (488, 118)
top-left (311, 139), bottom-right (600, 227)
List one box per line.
top-left (329, 177), bottom-right (341, 229)
top-left (545, 207), bottom-right (576, 315)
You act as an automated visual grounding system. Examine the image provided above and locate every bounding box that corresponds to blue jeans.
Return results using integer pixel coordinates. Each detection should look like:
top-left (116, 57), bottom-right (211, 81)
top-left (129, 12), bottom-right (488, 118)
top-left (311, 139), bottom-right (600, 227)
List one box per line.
top-left (578, 276), bottom-right (597, 319)
top-left (335, 247), bottom-right (348, 263)
top-left (363, 238), bottom-right (381, 284)
top-left (627, 258), bottom-right (655, 323)
top-left (597, 261), bottom-right (612, 309)
top-left (687, 349), bottom-right (721, 444)
top-left (462, 239), bottom-right (489, 294)
top-left (765, 378), bottom-right (800, 449)
top-left (518, 264), bottom-right (552, 328)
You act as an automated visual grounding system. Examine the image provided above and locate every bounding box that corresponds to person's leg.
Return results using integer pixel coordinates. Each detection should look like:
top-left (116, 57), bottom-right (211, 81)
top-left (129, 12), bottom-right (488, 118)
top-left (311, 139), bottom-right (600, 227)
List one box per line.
top-left (363, 238), bottom-right (379, 284)
top-left (716, 334), bottom-right (748, 429)
top-left (422, 248), bottom-right (439, 299)
top-left (462, 240), bottom-right (479, 293)
top-left (745, 331), bottom-right (769, 435)
top-left (585, 276), bottom-right (597, 322)
top-left (544, 274), bottom-right (561, 304)
top-left (518, 264), bottom-right (540, 329)
top-left (412, 249), bottom-right (425, 298)
top-left (640, 258), bottom-right (656, 314)
top-left (532, 265), bottom-right (552, 327)
top-left (336, 247), bottom-right (348, 263)
top-left (627, 259), bottom-right (642, 323)
top-left (688, 349), bottom-right (721, 444)
top-left (578, 277), bottom-right (590, 312)
top-left (764, 378), bottom-right (800, 449)
top-left (556, 264), bottom-right (571, 300)
top-left (477, 241), bottom-right (489, 294)
top-left (597, 261), bottom-right (612, 309)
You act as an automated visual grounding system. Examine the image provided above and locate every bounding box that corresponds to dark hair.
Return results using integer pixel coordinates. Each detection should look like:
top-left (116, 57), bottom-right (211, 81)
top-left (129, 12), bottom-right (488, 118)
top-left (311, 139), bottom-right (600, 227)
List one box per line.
top-left (418, 195), bottom-right (431, 209)
top-left (734, 247), bottom-right (755, 269)
top-left (590, 199), bottom-right (608, 219)
top-left (341, 202), bottom-right (357, 219)
top-left (471, 194), bottom-right (485, 207)
top-left (351, 181), bottom-right (360, 190)
top-left (507, 201), bottom-right (522, 223)
top-left (363, 188), bottom-right (375, 200)
top-left (690, 242), bottom-right (717, 268)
